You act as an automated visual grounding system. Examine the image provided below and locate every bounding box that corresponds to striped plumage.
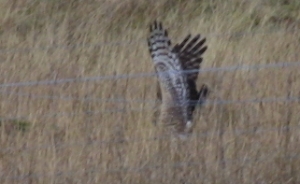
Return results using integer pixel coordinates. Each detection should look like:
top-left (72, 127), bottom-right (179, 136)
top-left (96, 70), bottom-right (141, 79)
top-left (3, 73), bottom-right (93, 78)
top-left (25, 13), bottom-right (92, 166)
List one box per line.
top-left (147, 21), bottom-right (208, 138)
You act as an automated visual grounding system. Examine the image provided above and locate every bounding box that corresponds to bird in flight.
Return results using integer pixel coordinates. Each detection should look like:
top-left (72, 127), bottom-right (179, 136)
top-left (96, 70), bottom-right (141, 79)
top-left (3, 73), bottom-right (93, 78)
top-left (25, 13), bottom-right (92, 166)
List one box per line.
top-left (147, 21), bottom-right (209, 139)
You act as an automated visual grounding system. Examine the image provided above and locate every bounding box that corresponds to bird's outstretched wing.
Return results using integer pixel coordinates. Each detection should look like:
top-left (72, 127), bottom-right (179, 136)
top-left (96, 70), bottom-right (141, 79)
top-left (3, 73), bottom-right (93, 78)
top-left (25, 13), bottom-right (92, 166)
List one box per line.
top-left (173, 34), bottom-right (208, 117)
top-left (147, 21), bottom-right (208, 136)
top-left (148, 21), bottom-right (189, 133)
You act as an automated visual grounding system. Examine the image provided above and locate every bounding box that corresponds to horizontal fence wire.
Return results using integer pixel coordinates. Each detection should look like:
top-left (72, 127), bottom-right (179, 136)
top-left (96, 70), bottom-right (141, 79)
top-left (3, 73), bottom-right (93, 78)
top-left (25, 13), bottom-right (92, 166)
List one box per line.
top-left (0, 95), bottom-right (299, 120)
top-left (2, 149), bottom-right (298, 181)
top-left (43, 96), bottom-right (299, 117)
top-left (0, 26), bottom-right (297, 54)
top-left (0, 60), bottom-right (299, 88)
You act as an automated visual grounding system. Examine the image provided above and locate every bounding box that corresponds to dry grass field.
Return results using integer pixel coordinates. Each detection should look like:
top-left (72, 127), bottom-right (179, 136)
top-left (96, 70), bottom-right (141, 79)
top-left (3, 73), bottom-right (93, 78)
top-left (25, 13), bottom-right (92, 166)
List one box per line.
top-left (0, 0), bottom-right (300, 183)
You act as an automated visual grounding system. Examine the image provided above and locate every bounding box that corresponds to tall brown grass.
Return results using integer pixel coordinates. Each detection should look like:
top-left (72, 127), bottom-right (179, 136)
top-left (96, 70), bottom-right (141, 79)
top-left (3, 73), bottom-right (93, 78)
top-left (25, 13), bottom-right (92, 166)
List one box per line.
top-left (0, 0), bottom-right (299, 183)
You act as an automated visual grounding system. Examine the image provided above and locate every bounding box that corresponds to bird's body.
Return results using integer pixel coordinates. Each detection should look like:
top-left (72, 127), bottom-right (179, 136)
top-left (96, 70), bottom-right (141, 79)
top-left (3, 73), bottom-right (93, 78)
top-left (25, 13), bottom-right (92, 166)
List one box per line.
top-left (147, 21), bottom-right (208, 139)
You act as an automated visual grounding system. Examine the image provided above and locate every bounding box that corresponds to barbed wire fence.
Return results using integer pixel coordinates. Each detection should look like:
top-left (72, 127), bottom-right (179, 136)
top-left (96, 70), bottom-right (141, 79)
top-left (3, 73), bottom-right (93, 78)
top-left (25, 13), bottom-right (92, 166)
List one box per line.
top-left (0, 27), bottom-right (299, 181)
top-left (0, 60), bottom-right (298, 118)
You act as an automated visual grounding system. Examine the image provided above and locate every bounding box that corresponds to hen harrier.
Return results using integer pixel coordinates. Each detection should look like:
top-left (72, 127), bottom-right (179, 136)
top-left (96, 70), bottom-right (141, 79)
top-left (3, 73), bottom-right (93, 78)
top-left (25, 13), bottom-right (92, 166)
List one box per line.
top-left (147, 21), bottom-right (209, 139)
